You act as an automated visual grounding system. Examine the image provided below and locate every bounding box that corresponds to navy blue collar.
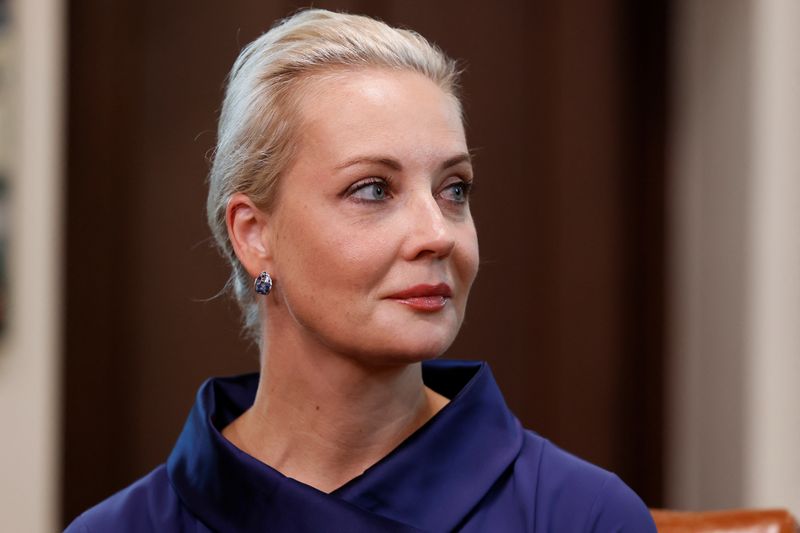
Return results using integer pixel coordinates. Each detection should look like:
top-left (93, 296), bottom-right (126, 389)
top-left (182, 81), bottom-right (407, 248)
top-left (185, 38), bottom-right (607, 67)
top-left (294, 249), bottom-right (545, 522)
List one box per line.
top-left (167, 360), bottom-right (523, 532)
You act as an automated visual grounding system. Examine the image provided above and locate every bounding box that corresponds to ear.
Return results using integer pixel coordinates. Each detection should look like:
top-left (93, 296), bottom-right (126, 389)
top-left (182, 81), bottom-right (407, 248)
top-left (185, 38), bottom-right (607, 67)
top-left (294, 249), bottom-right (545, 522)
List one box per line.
top-left (226, 192), bottom-right (273, 278)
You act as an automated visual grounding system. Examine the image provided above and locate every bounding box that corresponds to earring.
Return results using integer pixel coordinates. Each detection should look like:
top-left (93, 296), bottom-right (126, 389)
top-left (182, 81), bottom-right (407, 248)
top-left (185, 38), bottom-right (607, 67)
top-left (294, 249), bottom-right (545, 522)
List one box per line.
top-left (254, 271), bottom-right (273, 295)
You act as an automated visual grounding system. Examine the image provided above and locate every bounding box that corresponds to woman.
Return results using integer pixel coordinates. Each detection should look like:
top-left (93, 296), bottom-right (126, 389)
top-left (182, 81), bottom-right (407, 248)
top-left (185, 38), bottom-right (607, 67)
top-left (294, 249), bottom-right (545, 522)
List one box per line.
top-left (67, 9), bottom-right (656, 532)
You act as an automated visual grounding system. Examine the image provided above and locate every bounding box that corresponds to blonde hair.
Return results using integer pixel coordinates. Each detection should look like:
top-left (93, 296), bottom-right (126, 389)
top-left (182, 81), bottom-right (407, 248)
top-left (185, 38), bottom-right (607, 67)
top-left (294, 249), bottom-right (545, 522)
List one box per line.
top-left (206, 9), bottom-right (462, 342)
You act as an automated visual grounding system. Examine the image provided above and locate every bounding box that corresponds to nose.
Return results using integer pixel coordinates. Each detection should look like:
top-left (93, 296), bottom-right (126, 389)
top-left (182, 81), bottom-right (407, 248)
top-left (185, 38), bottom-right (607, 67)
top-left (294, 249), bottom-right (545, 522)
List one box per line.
top-left (402, 191), bottom-right (456, 261)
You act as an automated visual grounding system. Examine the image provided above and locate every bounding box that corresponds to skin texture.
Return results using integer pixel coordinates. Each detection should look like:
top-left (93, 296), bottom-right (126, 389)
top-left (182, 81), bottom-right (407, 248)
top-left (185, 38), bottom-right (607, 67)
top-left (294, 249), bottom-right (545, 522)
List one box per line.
top-left (223, 68), bottom-right (479, 493)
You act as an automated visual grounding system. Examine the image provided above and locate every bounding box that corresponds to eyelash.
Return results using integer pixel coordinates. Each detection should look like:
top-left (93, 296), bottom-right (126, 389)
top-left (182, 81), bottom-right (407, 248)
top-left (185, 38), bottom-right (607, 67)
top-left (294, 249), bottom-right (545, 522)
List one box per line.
top-left (345, 177), bottom-right (394, 203)
top-left (345, 177), bottom-right (474, 204)
top-left (443, 180), bottom-right (473, 202)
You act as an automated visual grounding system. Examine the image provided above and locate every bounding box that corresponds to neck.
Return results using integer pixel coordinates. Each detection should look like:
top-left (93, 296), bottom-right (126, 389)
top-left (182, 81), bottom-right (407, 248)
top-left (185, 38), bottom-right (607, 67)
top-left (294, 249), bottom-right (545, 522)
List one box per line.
top-left (222, 326), bottom-right (449, 493)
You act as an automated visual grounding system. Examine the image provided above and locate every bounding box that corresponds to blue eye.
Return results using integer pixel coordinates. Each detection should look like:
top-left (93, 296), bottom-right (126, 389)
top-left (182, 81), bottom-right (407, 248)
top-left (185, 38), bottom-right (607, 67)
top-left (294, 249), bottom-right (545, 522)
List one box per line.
top-left (441, 181), bottom-right (471, 203)
top-left (349, 179), bottom-right (390, 202)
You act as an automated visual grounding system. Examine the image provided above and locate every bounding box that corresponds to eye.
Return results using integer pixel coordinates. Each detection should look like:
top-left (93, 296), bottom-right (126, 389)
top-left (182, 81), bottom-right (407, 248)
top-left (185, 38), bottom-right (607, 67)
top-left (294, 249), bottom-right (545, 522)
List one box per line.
top-left (348, 178), bottom-right (391, 202)
top-left (439, 180), bottom-right (472, 204)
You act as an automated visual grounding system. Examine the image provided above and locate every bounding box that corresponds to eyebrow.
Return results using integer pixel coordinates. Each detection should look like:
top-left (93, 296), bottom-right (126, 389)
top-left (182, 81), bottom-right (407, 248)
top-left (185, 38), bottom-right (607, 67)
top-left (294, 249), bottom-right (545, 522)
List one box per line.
top-left (334, 152), bottom-right (472, 172)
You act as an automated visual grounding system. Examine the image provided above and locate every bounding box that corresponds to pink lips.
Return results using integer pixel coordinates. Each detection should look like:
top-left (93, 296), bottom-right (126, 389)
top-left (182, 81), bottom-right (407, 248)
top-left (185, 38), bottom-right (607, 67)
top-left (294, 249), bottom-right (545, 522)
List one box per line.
top-left (387, 283), bottom-right (452, 312)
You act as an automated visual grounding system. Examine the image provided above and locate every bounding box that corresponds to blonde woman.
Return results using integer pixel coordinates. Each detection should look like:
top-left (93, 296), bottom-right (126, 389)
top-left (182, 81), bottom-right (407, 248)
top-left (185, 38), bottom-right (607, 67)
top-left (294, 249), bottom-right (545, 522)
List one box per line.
top-left (66, 9), bottom-right (656, 532)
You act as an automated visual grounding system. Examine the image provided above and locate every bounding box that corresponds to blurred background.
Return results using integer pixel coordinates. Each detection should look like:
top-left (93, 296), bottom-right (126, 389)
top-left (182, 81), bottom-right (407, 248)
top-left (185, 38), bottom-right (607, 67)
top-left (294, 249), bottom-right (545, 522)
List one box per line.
top-left (1, 0), bottom-right (798, 530)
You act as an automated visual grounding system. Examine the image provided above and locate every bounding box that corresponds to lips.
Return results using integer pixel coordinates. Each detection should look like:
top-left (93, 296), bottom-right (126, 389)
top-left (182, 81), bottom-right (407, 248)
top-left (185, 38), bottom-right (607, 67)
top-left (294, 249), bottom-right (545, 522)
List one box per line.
top-left (387, 283), bottom-right (452, 312)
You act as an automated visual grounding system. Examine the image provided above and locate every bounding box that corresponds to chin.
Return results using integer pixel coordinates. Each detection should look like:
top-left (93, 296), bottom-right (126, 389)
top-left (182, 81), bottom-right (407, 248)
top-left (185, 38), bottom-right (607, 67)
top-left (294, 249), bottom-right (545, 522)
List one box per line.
top-left (359, 322), bottom-right (460, 367)
top-left (321, 305), bottom-right (464, 367)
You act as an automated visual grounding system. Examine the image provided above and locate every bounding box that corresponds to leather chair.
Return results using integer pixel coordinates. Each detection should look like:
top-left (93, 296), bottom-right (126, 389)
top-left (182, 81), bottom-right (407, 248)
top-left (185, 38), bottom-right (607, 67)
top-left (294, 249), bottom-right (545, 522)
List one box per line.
top-left (651, 508), bottom-right (799, 532)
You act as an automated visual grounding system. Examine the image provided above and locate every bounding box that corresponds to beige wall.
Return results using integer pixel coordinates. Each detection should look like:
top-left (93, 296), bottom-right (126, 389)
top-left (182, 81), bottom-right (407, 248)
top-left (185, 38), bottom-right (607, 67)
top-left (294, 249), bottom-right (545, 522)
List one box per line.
top-left (669, 0), bottom-right (800, 514)
top-left (0, 0), bottom-right (64, 531)
top-left (746, 0), bottom-right (800, 511)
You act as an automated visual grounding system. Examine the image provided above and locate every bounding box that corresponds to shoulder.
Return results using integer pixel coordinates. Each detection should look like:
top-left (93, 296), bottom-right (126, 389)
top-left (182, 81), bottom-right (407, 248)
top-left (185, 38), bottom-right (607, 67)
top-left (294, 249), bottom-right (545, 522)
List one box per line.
top-left (516, 431), bottom-right (657, 532)
top-left (64, 465), bottom-right (198, 533)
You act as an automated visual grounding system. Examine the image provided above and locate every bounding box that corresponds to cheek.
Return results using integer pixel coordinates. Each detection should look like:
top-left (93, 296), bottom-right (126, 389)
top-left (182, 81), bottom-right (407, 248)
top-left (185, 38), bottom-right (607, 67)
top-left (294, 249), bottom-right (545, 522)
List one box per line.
top-left (275, 209), bottom-right (395, 303)
top-left (456, 224), bottom-right (480, 287)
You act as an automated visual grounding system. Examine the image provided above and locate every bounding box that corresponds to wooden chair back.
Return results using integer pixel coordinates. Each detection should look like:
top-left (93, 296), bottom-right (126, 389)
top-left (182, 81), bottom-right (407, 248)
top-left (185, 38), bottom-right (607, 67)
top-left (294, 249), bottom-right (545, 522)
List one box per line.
top-left (651, 508), bottom-right (798, 532)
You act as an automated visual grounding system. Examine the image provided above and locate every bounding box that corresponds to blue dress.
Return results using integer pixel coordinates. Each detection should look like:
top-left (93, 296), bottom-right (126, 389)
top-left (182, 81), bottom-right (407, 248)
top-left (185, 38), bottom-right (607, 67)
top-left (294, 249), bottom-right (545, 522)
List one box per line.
top-left (65, 360), bottom-right (657, 532)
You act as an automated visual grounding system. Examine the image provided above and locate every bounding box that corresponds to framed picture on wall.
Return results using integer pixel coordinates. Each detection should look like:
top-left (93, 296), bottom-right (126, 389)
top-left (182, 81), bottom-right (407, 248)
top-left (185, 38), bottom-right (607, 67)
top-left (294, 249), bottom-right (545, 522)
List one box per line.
top-left (0, 0), bottom-right (10, 332)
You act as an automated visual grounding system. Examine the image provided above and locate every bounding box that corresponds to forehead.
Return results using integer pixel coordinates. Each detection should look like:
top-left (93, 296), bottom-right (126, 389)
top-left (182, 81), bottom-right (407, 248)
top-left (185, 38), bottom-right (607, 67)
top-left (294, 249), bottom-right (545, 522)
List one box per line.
top-left (293, 68), bottom-right (467, 168)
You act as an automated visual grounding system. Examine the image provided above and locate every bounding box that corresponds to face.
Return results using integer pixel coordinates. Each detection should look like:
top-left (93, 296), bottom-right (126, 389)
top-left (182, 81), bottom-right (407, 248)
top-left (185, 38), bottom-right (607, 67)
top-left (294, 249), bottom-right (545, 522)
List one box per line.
top-left (265, 68), bottom-right (479, 366)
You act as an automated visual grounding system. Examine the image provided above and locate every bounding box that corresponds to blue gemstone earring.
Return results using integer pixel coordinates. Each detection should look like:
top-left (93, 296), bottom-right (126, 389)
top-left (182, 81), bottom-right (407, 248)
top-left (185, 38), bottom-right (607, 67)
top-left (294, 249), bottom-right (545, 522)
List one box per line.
top-left (254, 271), bottom-right (273, 295)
